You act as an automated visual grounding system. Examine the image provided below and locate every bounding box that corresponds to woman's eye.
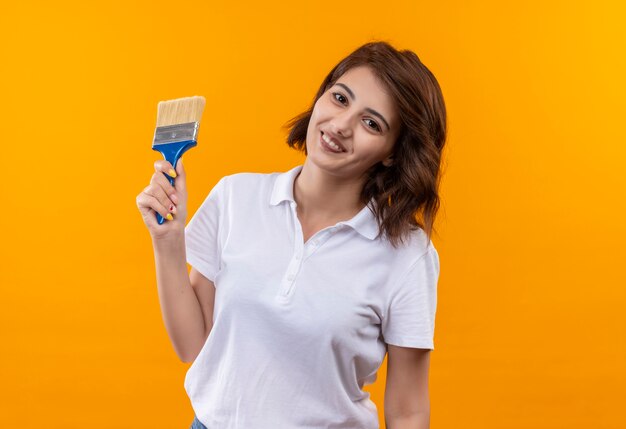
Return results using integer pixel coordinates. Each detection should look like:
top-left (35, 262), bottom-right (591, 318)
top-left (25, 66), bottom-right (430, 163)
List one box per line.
top-left (332, 92), bottom-right (347, 104)
top-left (364, 119), bottom-right (381, 132)
top-left (332, 91), bottom-right (380, 132)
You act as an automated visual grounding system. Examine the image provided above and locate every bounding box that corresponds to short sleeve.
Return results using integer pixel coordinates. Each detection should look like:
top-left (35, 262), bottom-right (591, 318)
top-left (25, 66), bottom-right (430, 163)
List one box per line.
top-left (184, 176), bottom-right (227, 283)
top-left (382, 245), bottom-right (440, 350)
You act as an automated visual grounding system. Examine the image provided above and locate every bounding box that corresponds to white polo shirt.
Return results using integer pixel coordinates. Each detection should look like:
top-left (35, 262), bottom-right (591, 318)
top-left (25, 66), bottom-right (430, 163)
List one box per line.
top-left (183, 164), bottom-right (439, 429)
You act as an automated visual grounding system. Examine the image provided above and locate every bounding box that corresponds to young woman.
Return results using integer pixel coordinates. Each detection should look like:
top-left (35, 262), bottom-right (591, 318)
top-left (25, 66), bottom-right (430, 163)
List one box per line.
top-left (137, 40), bottom-right (447, 429)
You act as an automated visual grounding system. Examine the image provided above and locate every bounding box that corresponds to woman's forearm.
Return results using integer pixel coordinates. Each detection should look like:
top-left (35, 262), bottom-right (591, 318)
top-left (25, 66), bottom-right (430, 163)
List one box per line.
top-left (385, 412), bottom-right (430, 429)
top-left (152, 232), bottom-right (207, 362)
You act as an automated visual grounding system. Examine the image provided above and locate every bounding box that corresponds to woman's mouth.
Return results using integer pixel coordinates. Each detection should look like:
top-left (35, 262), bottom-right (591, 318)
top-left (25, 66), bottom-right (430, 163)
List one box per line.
top-left (320, 132), bottom-right (345, 153)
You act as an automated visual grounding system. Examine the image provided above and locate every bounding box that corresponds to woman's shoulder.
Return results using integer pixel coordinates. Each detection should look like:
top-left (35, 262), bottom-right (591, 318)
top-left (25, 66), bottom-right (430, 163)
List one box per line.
top-left (215, 165), bottom-right (302, 195)
top-left (218, 170), bottom-right (282, 191)
top-left (391, 226), bottom-right (437, 263)
top-left (209, 170), bottom-right (286, 208)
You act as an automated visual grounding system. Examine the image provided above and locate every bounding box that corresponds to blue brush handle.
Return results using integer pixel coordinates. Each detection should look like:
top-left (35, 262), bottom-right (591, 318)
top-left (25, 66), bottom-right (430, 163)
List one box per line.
top-left (152, 139), bottom-right (197, 225)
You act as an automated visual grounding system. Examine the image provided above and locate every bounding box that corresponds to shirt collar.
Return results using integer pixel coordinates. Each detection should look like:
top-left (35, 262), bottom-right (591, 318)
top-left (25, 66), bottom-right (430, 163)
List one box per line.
top-left (269, 165), bottom-right (380, 240)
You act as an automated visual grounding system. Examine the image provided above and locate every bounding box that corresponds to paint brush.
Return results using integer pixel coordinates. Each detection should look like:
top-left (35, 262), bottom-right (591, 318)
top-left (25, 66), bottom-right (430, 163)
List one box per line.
top-left (152, 95), bottom-right (206, 224)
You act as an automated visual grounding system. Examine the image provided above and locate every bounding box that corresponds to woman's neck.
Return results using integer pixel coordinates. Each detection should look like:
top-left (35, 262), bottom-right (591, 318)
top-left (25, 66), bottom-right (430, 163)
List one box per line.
top-left (293, 162), bottom-right (366, 222)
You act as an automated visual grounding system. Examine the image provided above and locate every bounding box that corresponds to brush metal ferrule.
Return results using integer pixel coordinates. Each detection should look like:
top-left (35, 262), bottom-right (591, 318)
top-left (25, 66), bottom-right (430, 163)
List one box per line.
top-left (153, 121), bottom-right (200, 145)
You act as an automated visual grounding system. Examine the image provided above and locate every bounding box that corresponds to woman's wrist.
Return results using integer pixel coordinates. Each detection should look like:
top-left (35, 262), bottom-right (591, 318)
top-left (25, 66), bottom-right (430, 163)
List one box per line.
top-left (151, 227), bottom-right (185, 249)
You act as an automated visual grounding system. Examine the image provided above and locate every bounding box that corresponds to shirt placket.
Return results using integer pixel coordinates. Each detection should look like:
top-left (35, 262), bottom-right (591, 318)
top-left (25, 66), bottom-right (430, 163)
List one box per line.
top-left (276, 201), bottom-right (340, 302)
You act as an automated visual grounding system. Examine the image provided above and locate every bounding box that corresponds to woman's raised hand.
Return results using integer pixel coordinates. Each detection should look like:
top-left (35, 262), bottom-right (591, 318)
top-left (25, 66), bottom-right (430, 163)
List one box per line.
top-left (136, 158), bottom-right (188, 240)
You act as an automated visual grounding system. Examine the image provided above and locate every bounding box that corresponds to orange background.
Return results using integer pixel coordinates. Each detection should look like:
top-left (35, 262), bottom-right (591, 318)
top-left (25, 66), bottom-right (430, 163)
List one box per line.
top-left (1, 1), bottom-right (625, 428)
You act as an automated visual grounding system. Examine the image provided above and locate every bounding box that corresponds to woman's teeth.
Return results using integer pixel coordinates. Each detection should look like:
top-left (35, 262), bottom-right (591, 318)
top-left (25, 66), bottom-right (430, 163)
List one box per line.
top-left (322, 133), bottom-right (342, 151)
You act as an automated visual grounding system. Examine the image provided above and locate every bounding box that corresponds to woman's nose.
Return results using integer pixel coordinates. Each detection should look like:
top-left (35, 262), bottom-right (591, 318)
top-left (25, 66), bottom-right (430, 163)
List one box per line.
top-left (329, 111), bottom-right (353, 137)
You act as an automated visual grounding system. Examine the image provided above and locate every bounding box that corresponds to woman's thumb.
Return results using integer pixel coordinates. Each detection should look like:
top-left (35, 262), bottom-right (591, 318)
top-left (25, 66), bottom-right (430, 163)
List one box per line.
top-left (176, 157), bottom-right (185, 176)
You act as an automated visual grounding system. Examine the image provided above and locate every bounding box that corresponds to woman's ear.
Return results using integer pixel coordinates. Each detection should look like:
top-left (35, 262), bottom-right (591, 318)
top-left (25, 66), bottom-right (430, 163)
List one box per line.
top-left (382, 156), bottom-right (393, 167)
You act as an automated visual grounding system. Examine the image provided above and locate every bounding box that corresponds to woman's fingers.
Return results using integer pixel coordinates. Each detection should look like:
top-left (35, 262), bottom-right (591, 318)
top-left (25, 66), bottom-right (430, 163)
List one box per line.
top-left (154, 159), bottom-right (177, 178)
top-left (142, 183), bottom-right (177, 218)
top-left (174, 157), bottom-right (186, 193)
top-left (151, 168), bottom-right (176, 197)
top-left (137, 158), bottom-right (189, 240)
top-left (153, 158), bottom-right (186, 197)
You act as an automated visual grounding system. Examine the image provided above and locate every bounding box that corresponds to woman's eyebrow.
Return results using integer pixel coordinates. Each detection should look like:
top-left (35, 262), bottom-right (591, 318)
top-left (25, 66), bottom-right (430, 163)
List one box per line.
top-left (335, 82), bottom-right (390, 131)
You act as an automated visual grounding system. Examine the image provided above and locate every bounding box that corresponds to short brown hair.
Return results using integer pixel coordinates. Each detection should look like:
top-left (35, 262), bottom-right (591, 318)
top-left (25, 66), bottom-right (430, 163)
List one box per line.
top-left (283, 40), bottom-right (447, 248)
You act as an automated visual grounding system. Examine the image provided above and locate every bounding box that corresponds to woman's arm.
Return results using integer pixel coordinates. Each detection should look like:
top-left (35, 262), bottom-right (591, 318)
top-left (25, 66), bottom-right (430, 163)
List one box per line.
top-left (137, 158), bottom-right (214, 363)
top-left (152, 233), bottom-right (211, 363)
top-left (384, 345), bottom-right (431, 429)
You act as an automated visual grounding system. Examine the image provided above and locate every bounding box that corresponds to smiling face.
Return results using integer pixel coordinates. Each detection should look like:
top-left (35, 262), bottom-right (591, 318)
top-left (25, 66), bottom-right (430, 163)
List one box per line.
top-left (305, 65), bottom-right (401, 181)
